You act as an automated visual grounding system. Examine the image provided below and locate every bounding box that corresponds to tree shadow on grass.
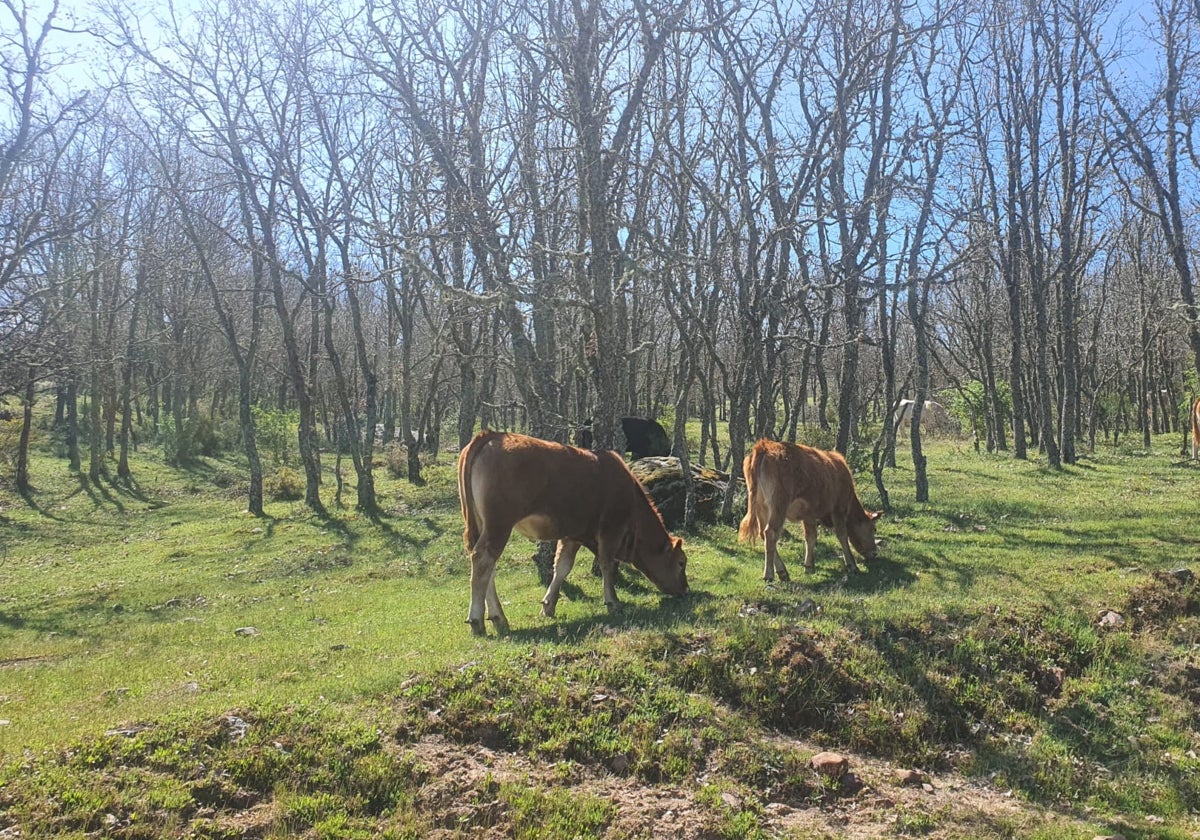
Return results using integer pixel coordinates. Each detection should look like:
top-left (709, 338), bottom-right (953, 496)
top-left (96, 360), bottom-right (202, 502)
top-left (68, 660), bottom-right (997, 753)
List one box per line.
top-left (375, 511), bottom-right (450, 553)
top-left (16, 468), bottom-right (172, 520)
top-left (0, 592), bottom-right (121, 638)
top-left (78, 473), bottom-right (126, 513)
top-left (15, 483), bottom-right (67, 522)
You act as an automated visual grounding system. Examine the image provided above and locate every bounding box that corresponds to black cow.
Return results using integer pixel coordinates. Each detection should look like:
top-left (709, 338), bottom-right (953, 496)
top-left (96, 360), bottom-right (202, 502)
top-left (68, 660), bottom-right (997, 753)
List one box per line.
top-left (575, 416), bottom-right (672, 460)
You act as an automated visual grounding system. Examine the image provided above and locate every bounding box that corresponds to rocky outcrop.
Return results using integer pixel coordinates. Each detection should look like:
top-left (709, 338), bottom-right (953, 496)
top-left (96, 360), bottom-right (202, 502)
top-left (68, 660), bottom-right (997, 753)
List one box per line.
top-left (628, 456), bottom-right (739, 529)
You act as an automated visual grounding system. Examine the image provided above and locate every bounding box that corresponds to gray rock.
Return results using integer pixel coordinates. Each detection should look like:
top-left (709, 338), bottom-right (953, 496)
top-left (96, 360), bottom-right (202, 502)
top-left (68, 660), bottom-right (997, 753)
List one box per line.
top-left (627, 457), bottom-right (737, 528)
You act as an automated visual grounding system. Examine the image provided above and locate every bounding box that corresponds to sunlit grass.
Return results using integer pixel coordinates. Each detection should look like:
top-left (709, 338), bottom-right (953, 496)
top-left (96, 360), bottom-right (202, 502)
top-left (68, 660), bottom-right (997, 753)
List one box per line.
top-left (1, 431), bottom-right (1199, 837)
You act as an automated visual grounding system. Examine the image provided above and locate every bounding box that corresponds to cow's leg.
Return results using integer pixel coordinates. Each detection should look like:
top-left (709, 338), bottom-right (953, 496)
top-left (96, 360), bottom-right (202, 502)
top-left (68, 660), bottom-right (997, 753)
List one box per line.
top-left (763, 508), bottom-right (789, 582)
top-left (541, 540), bottom-right (582, 618)
top-left (802, 519), bottom-right (819, 573)
top-left (594, 540), bottom-right (622, 611)
top-left (467, 529), bottom-right (509, 636)
top-left (831, 515), bottom-right (862, 574)
top-left (485, 569), bottom-right (509, 634)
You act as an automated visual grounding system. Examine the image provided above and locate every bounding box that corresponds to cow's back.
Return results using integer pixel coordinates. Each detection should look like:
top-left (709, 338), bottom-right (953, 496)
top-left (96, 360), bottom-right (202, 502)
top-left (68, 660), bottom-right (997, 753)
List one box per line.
top-left (749, 439), bottom-right (858, 522)
top-left (460, 430), bottom-right (631, 543)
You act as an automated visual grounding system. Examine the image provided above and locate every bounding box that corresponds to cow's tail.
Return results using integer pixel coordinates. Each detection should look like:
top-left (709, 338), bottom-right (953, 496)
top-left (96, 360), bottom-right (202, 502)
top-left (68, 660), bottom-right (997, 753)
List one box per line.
top-left (458, 431), bottom-right (486, 551)
top-left (737, 446), bottom-right (761, 544)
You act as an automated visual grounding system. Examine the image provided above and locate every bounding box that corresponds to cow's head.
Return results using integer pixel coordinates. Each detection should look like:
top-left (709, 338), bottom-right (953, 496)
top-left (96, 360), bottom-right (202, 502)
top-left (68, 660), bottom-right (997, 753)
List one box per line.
top-left (849, 510), bottom-right (882, 560)
top-left (639, 535), bottom-right (689, 596)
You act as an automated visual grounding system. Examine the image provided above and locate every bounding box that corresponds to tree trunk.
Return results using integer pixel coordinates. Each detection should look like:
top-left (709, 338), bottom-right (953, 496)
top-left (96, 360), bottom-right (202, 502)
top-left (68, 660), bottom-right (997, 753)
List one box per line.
top-left (15, 371), bottom-right (35, 495)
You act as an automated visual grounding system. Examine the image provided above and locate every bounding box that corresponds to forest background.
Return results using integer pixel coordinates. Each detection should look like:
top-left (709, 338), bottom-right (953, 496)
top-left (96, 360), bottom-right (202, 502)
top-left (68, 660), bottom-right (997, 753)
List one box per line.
top-left (2, 0), bottom-right (1200, 512)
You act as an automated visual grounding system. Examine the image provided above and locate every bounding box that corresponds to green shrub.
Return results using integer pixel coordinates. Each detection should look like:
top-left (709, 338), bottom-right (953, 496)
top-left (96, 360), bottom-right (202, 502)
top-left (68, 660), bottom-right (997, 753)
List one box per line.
top-left (266, 466), bottom-right (304, 501)
top-left (384, 443), bottom-right (407, 478)
top-left (252, 405), bottom-right (298, 466)
top-left (797, 425), bottom-right (837, 452)
top-left (0, 413), bottom-right (28, 467)
top-left (190, 416), bottom-right (222, 457)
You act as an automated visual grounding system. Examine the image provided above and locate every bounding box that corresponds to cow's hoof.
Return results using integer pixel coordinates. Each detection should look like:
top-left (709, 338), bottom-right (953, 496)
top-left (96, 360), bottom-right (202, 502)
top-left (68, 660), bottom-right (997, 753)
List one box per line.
top-left (541, 601), bottom-right (557, 619)
top-left (605, 601), bottom-right (620, 613)
top-left (490, 616), bottom-right (510, 634)
top-left (467, 618), bottom-right (487, 637)
top-left (778, 570), bottom-right (791, 583)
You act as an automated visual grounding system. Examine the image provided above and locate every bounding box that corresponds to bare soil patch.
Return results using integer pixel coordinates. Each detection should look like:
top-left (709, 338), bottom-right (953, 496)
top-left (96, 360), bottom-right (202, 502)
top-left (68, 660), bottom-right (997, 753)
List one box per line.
top-left (393, 732), bottom-right (1092, 839)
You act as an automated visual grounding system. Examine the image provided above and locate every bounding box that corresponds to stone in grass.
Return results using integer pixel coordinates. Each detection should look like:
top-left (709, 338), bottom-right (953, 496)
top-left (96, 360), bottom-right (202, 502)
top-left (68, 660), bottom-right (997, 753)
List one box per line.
top-left (234, 626), bottom-right (260, 637)
top-left (839, 772), bottom-right (864, 795)
top-left (809, 751), bottom-right (848, 780)
top-left (895, 769), bottom-right (926, 786)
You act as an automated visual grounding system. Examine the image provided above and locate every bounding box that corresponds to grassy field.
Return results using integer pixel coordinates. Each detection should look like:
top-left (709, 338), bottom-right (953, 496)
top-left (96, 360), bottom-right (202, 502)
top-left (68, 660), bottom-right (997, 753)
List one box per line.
top-left (1, 434), bottom-right (1198, 838)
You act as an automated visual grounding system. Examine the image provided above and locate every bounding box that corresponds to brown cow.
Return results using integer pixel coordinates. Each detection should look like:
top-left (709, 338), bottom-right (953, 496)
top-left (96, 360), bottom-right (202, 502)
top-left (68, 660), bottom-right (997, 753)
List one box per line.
top-left (1191, 396), bottom-right (1200, 460)
top-left (738, 439), bottom-right (881, 580)
top-left (457, 430), bottom-right (688, 635)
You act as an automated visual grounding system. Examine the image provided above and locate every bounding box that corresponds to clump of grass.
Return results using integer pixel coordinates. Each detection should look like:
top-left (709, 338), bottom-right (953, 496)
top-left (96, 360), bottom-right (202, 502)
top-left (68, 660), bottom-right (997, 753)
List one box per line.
top-left (0, 706), bottom-right (430, 839)
top-left (499, 781), bottom-right (613, 840)
top-left (265, 466), bottom-right (304, 500)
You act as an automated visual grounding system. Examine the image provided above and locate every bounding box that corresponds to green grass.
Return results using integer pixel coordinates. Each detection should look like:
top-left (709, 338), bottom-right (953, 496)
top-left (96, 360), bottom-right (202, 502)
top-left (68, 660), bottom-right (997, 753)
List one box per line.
top-left (2, 434), bottom-right (1199, 837)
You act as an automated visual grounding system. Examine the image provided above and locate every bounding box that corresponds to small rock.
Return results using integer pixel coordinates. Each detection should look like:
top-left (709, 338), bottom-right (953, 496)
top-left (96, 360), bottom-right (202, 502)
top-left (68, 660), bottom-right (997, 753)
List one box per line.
top-left (182, 682), bottom-right (201, 693)
top-left (329, 644), bottom-right (347, 651)
top-left (0, 719), bottom-right (10, 726)
top-left (764, 802), bottom-right (793, 815)
top-left (797, 598), bottom-right (819, 616)
top-left (720, 791), bottom-right (742, 809)
top-left (809, 751), bottom-right (849, 779)
top-left (610, 754), bottom-right (630, 774)
top-left (1096, 610), bottom-right (1125, 630)
top-left (234, 626), bottom-right (259, 637)
top-left (839, 772), bottom-right (864, 795)
top-left (895, 769), bottom-right (925, 786)
top-left (222, 714), bottom-right (249, 741)
top-left (922, 782), bottom-right (935, 793)
top-left (166, 598), bottom-right (182, 608)
top-left (1168, 568), bottom-right (1194, 585)
top-left (1092, 834), bottom-right (1126, 840)
top-left (105, 725), bottom-right (149, 737)
top-left (251, 527), bottom-right (263, 534)
top-left (1038, 666), bottom-right (1065, 695)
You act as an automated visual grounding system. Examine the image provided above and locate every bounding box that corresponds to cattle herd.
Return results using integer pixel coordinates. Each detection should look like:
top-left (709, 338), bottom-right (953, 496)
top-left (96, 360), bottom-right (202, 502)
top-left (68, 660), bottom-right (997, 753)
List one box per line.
top-left (455, 396), bottom-right (1200, 633)
top-left (457, 420), bottom-right (881, 635)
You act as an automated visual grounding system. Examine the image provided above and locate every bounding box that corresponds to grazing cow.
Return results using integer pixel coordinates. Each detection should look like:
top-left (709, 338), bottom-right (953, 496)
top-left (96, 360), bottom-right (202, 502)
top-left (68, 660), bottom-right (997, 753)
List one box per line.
top-left (738, 439), bottom-right (881, 580)
top-left (457, 430), bottom-right (688, 635)
top-left (893, 399), bottom-right (955, 436)
top-left (1191, 396), bottom-right (1200, 460)
top-left (575, 416), bottom-right (672, 460)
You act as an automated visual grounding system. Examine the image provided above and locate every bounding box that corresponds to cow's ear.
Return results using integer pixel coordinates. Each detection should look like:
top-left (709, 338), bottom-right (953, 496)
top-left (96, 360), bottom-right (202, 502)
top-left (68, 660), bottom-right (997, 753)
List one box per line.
top-left (867, 510), bottom-right (883, 521)
top-left (671, 536), bottom-right (685, 551)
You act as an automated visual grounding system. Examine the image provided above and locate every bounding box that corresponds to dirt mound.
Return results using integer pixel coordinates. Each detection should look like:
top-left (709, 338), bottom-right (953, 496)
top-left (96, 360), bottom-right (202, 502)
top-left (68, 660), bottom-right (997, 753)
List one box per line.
top-left (395, 732), bottom-right (1091, 839)
top-left (1125, 567), bottom-right (1199, 631)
